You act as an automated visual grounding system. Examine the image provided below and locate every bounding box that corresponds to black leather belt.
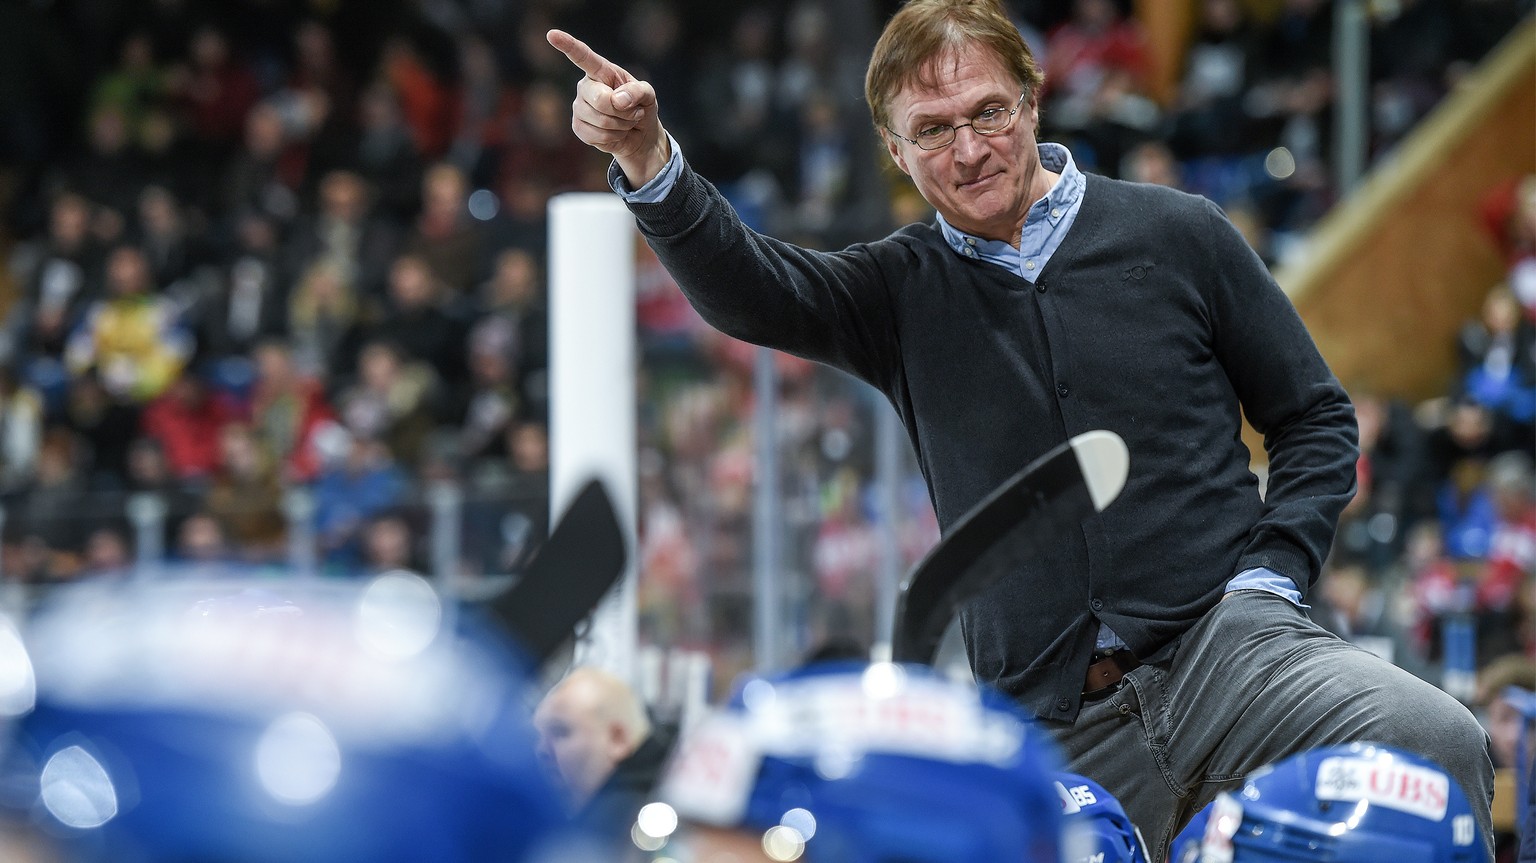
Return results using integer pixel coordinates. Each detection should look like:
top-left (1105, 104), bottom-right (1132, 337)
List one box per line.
top-left (1083, 649), bottom-right (1140, 700)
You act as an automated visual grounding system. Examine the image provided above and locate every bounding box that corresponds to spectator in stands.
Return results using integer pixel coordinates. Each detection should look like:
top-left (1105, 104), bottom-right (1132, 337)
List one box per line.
top-left (80, 524), bottom-right (133, 579)
top-left (347, 82), bottom-right (424, 222)
top-left (1168, 0), bottom-right (1261, 158)
top-left (123, 436), bottom-right (200, 550)
top-left (380, 36), bottom-right (455, 162)
top-left (64, 244), bottom-right (192, 403)
top-left (1421, 396), bottom-right (1503, 515)
top-left (688, 6), bottom-right (792, 191)
top-left (198, 210), bottom-right (288, 363)
top-left (8, 191), bottom-right (102, 365)
top-left (135, 104), bottom-right (203, 208)
top-left (445, 32), bottom-right (519, 187)
top-left (1476, 653), bottom-right (1536, 771)
top-left (1041, 0), bottom-right (1156, 174)
top-left (203, 422), bottom-right (286, 560)
top-left (368, 253), bottom-right (466, 385)
top-left (0, 368), bottom-right (43, 495)
top-left (1480, 451), bottom-right (1536, 652)
top-left (1438, 455), bottom-right (1496, 561)
top-left (456, 316), bottom-right (522, 463)
top-left (401, 162), bottom-right (486, 299)
top-left (1119, 139), bottom-right (1182, 188)
top-left (335, 339), bottom-right (437, 466)
top-left (1457, 286), bottom-right (1536, 451)
top-left (497, 79), bottom-right (603, 199)
top-left (507, 418), bottom-right (549, 479)
top-left (281, 19), bottom-right (358, 177)
top-left (170, 24), bottom-right (262, 167)
top-left (140, 370), bottom-right (236, 482)
top-left (477, 247), bottom-right (548, 410)
top-left (1480, 174), bottom-right (1536, 319)
top-left (247, 339), bottom-right (336, 484)
top-left (811, 466), bottom-right (880, 642)
top-left (1368, 0), bottom-right (1457, 157)
top-left (1332, 389), bottom-right (1425, 570)
top-left (174, 510), bottom-right (236, 571)
top-left (287, 259), bottom-right (366, 381)
top-left (1242, 0), bottom-right (1335, 237)
top-left (358, 510), bottom-right (422, 574)
top-left (135, 184), bottom-right (211, 291)
top-left (313, 434), bottom-right (407, 567)
top-left (533, 666), bottom-right (674, 839)
top-left (61, 369), bottom-right (139, 489)
top-left (222, 100), bottom-right (305, 227)
top-left (284, 168), bottom-right (399, 303)
top-left (60, 105), bottom-right (143, 236)
top-left (16, 428), bottom-right (92, 572)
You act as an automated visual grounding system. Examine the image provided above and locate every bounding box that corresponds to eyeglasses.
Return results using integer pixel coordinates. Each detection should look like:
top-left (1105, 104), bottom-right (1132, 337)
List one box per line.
top-left (887, 92), bottom-right (1028, 151)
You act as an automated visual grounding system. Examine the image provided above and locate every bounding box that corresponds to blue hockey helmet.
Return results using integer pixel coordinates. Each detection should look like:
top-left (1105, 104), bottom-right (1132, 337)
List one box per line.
top-left (650, 661), bottom-right (1067, 863)
top-left (1181, 742), bottom-right (1480, 863)
top-left (1055, 772), bottom-right (1150, 863)
top-left (0, 575), bottom-right (583, 863)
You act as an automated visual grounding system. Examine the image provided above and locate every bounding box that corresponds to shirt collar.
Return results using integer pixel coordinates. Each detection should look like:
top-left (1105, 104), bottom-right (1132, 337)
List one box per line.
top-left (936, 143), bottom-right (1084, 257)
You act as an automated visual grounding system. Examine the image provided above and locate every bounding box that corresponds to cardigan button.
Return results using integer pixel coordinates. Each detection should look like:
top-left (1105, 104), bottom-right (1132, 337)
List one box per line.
top-left (1035, 281), bottom-right (1047, 293)
top-left (1056, 697), bottom-right (1072, 712)
top-left (1056, 383), bottom-right (1070, 398)
top-left (1091, 598), bottom-right (1104, 611)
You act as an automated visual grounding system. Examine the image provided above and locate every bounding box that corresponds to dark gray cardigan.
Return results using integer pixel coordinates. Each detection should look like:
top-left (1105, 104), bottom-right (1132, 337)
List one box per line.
top-left (622, 160), bottom-right (1357, 721)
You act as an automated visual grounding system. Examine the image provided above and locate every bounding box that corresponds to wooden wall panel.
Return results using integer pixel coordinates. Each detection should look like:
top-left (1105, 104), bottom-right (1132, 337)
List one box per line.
top-left (1281, 22), bottom-right (1536, 401)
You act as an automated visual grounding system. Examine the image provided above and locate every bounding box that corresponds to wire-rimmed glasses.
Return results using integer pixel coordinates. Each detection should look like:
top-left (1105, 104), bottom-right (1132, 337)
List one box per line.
top-left (887, 92), bottom-right (1029, 151)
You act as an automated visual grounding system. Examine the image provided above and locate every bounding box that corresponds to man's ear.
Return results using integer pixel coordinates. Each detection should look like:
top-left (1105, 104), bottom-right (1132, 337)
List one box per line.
top-left (606, 718), bottom-right (634, 759)
top-left (883, 129), bottom-right (912, 177)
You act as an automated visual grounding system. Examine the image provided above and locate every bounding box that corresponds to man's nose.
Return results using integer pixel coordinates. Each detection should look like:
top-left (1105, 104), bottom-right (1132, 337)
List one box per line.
top-left (951, 125), bottom-right (988, 163)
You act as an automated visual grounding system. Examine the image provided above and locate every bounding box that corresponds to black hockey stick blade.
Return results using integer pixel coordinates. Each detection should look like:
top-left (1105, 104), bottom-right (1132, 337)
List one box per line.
top-left (484, 478), bottom-right (628, 664)
top-left (891, 430), bottom-right (1128, 665)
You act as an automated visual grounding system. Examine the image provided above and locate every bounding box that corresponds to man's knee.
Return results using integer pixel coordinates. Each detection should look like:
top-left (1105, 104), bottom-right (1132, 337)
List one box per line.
top-left (1368, 689), bottom-right (1493, 801)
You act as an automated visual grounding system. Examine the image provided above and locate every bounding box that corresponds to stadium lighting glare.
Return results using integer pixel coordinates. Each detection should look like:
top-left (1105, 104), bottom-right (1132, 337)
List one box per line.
top-left (255, 712), bottom-right (342, 806)
top-left (637, 802), bottom-right (680, 839)
top-left (780, 807), bottom-right (817, 840)
top-left (860, 662), bottom-right (907, 700)
top-left (40, 745), bottom-right (118, 829)
top-left (354, 571), bottom-right (443, 660)
top-left (0, 624), bottom-right (36, 717)
top-left (761, 825), bottom-right (806, 861)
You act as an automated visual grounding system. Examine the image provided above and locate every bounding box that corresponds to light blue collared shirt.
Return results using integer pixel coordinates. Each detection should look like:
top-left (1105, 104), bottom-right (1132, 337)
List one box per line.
top-left (937, 142), bottom-right (1084, 282)
top-left (611, 133), bottom-right (686, 202)
top-left (609, 138), bottom-right (1303, 652)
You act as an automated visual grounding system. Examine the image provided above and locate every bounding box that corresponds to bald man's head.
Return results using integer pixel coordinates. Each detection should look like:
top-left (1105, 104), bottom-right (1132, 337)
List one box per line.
top-left (533, 667), bottom-right (652, 805)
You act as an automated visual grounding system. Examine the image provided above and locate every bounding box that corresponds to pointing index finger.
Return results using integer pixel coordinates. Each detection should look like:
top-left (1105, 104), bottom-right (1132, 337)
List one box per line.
top-left (547, 29), bottom-right (630, 88)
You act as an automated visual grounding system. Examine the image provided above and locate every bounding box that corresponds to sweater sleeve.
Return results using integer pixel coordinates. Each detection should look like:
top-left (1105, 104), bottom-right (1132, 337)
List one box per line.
top-left (1196, 198), bottom-right (1358, 594)
top-left (618, 160), bottom-right (902, 391)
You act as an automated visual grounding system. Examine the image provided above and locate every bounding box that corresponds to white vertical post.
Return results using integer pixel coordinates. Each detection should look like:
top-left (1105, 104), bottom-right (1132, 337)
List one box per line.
top-left (873, 404), bottom-right (902, 661)
top-left (549, 193), bottom-right (639, 684)
top-left (751, 347), bottom-right (782, 672)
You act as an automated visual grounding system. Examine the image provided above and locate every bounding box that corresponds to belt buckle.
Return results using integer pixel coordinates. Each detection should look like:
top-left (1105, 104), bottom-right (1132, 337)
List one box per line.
top-left (1082, 648), bottom-right (1134, 701)
top-left (1081, 681), bottom-right (1122, 702)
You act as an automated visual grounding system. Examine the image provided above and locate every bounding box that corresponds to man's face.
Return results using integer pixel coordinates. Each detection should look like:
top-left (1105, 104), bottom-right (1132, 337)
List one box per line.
top-left (533, 688), bottom-right (620, 804)
top-left (1487, 698), bottom-right (1531, 769)
top-left (884, 47), bottom-right (1043, 245)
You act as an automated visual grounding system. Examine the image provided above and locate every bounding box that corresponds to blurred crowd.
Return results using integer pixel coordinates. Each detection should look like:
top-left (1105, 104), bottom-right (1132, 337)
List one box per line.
top-left (1319, 168), bottom-right (1536, 780)
top-left (0, 0), bottom-right (1530, 702)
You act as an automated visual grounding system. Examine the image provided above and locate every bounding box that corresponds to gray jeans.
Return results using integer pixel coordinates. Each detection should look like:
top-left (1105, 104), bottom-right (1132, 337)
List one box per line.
top-left (1049, 590), bottom-right (1494, 862)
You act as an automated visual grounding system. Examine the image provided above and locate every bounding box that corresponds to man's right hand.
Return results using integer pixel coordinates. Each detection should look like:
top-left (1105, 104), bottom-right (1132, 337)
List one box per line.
top-left (546, 29), bottom-right (671, 190)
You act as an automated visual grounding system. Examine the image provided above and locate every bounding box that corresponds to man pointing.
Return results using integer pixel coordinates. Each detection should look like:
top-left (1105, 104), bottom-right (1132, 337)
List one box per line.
top-left (547, 4), bottom-right (1492, 858)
